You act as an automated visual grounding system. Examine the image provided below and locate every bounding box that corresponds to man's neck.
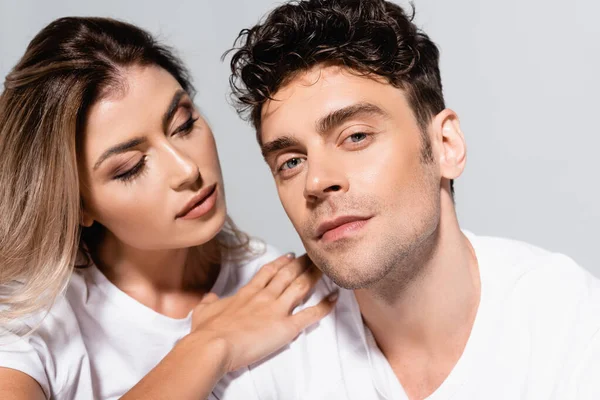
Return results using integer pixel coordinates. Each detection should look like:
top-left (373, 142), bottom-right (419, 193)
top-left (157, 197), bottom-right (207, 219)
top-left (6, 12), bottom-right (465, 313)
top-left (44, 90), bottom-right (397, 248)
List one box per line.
top-left (354, 205), bottom-right (480, 399)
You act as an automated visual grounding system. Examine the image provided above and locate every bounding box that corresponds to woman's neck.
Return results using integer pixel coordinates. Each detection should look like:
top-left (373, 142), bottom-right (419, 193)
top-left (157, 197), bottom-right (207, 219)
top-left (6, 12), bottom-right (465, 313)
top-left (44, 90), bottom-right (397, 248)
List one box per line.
top-left (95, 231), bottom-right (188, 290)
top-left (91, 231), bottom-right (220, 318)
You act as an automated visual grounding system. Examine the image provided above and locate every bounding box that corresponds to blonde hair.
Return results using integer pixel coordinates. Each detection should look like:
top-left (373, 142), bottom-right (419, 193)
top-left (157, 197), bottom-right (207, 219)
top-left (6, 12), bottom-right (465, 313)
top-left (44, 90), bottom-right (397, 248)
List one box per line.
top-left (0, 17), bottom-right (250, 326)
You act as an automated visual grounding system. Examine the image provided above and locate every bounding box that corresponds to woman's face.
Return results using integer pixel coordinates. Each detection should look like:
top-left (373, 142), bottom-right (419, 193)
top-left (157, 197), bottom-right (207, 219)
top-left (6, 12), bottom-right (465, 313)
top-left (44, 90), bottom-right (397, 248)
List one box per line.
top-left (78, 65), bottom-right (226, 250)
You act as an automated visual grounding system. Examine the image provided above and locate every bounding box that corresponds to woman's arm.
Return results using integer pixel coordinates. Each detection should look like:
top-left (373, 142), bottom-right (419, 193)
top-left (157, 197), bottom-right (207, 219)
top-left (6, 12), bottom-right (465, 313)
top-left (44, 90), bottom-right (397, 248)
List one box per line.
top-left (0, 335), bottom-right (227, 400)
top-left (120, 332), bottom-right (229, 400)
top-left (0, 368), bottom-right (46, 400)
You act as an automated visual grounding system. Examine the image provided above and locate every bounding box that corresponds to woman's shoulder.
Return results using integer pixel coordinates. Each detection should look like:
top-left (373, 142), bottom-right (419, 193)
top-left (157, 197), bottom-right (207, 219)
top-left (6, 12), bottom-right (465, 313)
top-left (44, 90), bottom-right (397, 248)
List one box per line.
top-left (1, 270), bottom-right (89, 333)
top-left (0, 272), bottom-right (91, 398)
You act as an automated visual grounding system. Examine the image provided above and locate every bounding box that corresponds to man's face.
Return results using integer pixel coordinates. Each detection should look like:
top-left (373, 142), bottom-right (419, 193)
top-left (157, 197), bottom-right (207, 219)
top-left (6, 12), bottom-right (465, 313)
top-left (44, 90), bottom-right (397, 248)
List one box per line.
top-left (260, 65), bottom-right (443, 289)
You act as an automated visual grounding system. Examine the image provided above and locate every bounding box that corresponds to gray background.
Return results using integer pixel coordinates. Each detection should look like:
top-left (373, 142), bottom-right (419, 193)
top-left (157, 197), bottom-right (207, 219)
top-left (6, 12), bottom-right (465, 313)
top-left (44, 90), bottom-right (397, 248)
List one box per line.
top-left (1, 0), bottom-right (598, 276)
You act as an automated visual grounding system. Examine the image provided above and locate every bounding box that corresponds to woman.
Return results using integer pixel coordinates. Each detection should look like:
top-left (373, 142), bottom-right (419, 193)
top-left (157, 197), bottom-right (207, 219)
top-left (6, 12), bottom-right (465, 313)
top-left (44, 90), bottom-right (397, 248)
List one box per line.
top-left (0, 17), bottom-right (336, 399)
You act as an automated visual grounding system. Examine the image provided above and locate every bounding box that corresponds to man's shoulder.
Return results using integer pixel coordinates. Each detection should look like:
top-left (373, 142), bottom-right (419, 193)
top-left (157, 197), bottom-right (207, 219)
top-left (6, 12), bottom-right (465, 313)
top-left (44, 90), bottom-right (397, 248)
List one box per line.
top-left (471, 230), bottom-right (600, 343)
top-left (468, 230), bottom-right (598, 292)
top-left (221, 239), bottom-right (283, 286)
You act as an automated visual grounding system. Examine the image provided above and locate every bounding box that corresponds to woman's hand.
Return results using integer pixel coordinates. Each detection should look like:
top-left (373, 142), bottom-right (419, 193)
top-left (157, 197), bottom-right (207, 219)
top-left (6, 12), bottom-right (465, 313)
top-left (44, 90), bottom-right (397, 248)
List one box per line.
top-left (121, 253), bottom-right (335, 400)
top-left (190, 253), bottom-right (337, 372)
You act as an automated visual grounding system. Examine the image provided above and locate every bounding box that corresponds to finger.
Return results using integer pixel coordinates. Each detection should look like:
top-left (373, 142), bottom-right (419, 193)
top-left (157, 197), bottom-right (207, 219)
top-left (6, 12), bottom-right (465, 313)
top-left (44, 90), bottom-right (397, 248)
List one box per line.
top-left (278, 264), bottom-right (323, 311)
top-left (288, 292), bottom-right (338, 334)
top-left (192, 292), bottom-right (221, 324)
top-left (193, 292), bottom-right (220, 314)
top-left (246, 253), bottom-right (296, 290)
top-left (264, 254), bottom-right (311, 297)
top-left (200, 292), bottom-right (219, 304)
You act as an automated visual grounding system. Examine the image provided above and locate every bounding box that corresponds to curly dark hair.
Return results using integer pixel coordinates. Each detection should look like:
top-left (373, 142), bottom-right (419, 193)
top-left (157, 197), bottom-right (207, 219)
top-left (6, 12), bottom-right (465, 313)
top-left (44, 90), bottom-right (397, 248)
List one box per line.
top-left (227, 0), bottom-right (445, 139)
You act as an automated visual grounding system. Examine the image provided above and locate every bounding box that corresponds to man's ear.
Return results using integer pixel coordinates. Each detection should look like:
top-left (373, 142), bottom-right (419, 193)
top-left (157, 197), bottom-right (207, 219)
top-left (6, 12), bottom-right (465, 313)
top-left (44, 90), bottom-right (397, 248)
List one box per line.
top-left (431, 109), bottom-right (466, 180)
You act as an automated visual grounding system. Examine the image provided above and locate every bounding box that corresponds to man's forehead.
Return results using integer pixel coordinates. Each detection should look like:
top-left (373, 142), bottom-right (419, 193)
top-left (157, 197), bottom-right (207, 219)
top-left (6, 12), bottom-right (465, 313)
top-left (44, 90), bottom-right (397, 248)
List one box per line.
top-left (260, 68), bottom-right (327, 126)
top-left (259, 66), bottom-right (406, 144)
top-left (261, 65), bottom-right (389, 118)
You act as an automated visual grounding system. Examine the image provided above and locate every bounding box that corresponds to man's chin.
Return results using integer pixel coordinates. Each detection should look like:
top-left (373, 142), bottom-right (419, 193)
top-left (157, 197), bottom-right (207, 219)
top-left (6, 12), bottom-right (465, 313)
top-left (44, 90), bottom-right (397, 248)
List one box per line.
top-left (305, 238), bottom-right (391, 288)
top-left (315, 261), bottom-right (389, 290)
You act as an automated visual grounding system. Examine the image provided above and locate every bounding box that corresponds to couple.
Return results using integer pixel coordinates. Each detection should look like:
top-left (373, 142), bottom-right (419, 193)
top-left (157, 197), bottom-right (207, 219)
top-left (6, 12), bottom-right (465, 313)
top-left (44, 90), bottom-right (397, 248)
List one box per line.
top-left (1, 0), bottom-right (599, 399)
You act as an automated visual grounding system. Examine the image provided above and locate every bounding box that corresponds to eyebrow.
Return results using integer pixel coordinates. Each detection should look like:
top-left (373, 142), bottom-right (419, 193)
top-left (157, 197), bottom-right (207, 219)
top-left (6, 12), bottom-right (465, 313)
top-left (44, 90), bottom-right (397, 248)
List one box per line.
top-left (316, 102), bottom-right (389, 134)
top-left (93, 89), bottom-right (188, 171)
top-left (162, 89), bottom-right (187, 132)
top-left (260, 102), bottom-right (389, 161)
top-left (261, 136), bottom-right (302, 159)
top-left (93, 137), bottom-right (147, 170)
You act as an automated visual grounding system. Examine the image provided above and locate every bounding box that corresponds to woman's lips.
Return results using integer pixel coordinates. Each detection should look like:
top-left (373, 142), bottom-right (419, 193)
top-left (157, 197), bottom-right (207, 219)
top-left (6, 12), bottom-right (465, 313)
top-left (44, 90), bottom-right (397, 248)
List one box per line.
top-left (176, 184), bottom-right (218, 220)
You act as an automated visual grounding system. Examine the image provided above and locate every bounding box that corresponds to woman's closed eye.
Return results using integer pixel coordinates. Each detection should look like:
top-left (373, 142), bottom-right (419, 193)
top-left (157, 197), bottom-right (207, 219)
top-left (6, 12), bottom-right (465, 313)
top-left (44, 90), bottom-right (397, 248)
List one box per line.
top-left (171, 114), bottom-right (199, 137)
top-left (110, 112), bottom-right (199, 183)
top-left (113, 155), bottom-right (147, 183)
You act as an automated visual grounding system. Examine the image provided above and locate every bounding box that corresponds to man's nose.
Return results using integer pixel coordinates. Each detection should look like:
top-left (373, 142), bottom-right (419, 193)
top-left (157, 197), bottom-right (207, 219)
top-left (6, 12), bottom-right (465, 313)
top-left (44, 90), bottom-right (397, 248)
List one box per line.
top-left (303, 154), bottom-right (349, 202)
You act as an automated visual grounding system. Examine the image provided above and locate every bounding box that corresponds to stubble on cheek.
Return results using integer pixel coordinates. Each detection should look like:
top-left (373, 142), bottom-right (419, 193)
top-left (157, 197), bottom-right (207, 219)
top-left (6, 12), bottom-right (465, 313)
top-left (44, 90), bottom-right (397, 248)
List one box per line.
top-left (296, 195), bottom-right (385, 285)
top-left (295, 164), bottom-right (441, 291)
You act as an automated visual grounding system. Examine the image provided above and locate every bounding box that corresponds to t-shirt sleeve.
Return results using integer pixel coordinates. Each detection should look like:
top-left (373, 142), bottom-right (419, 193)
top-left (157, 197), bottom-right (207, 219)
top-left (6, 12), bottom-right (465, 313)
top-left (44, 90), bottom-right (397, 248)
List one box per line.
top-left (0, 327), bottom-right (51, 398)
top-left (559, 329), bottom-right (600, 399)
top-left (549, 257), bottom-right (600, 399)
top-left (567, 275), bottom-right (600, 399)
top-left (0, 291), bottom-right (85, 399)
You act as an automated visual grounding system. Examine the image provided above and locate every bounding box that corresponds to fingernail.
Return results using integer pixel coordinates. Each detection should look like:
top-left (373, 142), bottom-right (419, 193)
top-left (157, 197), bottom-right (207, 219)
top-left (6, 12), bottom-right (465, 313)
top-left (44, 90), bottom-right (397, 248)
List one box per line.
top-left (327, 291), bottom-right (339, 302)
top-left (285, 252), bottom-right (296, 259)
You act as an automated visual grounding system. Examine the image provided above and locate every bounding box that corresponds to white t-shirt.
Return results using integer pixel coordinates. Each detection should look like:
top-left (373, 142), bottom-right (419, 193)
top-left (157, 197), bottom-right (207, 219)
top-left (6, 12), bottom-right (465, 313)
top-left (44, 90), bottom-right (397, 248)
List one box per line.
top-left (244, 231), bottom-right (600, 399)
top-left (0, 241), bottom-right (283, 400)
top-left (2, 232), bottom-right (599, 399)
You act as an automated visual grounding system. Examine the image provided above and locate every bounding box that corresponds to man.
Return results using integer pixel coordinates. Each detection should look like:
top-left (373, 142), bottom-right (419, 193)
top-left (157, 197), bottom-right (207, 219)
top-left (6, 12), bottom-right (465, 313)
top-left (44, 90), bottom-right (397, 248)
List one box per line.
top-left (226, 0), bottom-right (600, 398)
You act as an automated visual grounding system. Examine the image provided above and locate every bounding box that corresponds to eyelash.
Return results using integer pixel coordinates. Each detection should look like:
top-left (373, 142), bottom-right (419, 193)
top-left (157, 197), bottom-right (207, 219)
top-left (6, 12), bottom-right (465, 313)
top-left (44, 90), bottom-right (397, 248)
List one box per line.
top-left (275, 132), bottom-right (372, 177)
top-left (344, 132), bottom-right (370, 145)
top-left (114, 155), bottom-right (147, 182)
top-left (278, 157), bottom-right (305, 172)
top-left (172, 115), bottom-right (199, 136)
top-left (112, 117), bottom-right (198, 183)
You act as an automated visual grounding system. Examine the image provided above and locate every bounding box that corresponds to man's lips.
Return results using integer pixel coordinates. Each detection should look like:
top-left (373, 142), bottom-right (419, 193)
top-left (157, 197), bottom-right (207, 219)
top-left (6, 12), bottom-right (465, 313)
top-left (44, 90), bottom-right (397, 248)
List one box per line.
top-left (176, 184), bottom-right (217, 219)
top-left (315, 215), bottom-right (372, 242)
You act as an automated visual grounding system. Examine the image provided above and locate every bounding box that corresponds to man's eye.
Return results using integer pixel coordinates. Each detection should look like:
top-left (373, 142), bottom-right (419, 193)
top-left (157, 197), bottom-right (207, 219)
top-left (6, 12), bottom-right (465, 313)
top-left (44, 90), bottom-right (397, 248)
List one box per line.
top-left (348, 133), bottom-right (367, 143)
top-left (279, 157), bottom-right (304, 171)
